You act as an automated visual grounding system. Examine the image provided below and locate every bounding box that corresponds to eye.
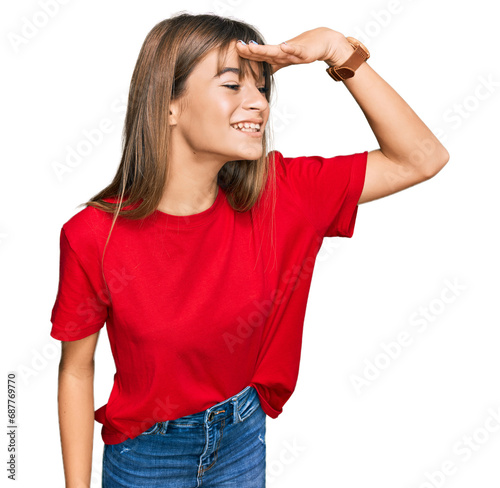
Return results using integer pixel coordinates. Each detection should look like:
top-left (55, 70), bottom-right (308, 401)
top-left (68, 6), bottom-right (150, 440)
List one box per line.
top-left (223, 84), bottom-right (269, 94)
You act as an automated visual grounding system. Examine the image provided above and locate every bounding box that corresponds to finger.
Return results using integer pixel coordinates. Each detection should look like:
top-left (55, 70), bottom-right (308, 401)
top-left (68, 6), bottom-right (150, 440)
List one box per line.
top-left (237, 49), bottom-right (281, 63)
top-left (279, 42), bottom-right (304, 58)
top-left (237, 44), bottom-right (293, 64)
top-left (235, 42), bottom-right (304, 71)
top-left (236, 50), bottom-right (269, 61)
top-left (235, 43), bottom-right (264, 60)
top-left (236, 42), bottom-right (281, 55)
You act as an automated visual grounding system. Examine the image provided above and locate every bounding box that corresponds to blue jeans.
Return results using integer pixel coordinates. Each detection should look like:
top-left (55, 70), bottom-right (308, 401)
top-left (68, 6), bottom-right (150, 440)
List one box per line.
top-left (102, 385), bottom-right (266, 487)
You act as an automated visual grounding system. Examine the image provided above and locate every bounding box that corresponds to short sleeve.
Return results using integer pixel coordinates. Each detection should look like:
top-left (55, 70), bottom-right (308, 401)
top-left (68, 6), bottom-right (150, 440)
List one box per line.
top-left (50, 227), bottom-right (108, 341)
top-left (276, 150), bottom-right (367, 238)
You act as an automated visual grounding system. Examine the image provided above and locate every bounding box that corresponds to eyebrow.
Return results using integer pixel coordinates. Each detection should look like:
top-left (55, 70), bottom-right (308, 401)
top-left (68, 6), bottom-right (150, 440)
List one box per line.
top-left (213, 67), bottom-right (241, 78)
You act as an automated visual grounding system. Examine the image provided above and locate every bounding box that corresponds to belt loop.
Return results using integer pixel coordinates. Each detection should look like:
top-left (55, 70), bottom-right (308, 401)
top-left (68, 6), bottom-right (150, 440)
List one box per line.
top-left (233, 385), bottom-right (251, 423)
top-left (161, 420), bottom-right (169, 434)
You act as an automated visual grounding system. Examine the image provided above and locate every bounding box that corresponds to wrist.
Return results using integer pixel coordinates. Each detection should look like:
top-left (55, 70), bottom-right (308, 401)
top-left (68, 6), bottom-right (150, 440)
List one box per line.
top-left (324, 37), bottom-right (355, 67)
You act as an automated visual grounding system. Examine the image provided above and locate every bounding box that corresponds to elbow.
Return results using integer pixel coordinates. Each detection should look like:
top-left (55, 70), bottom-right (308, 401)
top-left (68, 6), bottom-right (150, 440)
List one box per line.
top-left (421, 148), bottom-right (450, 180)
top-left (58, 359), bottom-right (95, 379)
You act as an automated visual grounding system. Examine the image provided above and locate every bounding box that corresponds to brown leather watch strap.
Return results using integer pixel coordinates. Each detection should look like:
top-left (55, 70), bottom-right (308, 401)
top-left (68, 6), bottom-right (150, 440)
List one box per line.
top-left (326, 39), bottom-right (370, 82)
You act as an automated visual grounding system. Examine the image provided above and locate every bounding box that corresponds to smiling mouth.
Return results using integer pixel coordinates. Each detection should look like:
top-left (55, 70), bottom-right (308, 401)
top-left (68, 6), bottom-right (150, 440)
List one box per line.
top-left (230, 122), bottom-right (262, 133)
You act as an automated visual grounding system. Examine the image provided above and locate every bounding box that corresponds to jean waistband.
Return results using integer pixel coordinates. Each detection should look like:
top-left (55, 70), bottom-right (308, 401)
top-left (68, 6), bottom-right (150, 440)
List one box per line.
top-left (139, 386), bottom-right (261, 437)
top-left (167, 385), bottom-right (259, 428)
top-left (186, 386), bottom-right (260, 425)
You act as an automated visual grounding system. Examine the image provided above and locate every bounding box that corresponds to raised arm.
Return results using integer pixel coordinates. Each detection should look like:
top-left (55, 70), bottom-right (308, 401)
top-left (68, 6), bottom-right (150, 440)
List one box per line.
top-left (235, 27), bottom-right (450, 204)
top-left (57, 331), bottom-right (100, 488)
top-left (334, 39), bottom-right (450, 204)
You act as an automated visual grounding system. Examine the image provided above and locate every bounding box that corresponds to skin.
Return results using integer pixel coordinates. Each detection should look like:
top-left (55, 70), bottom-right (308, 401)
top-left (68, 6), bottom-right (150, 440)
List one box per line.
top-left (158, 40), bottom-right (270, 216)
top-left (57, 41), bottom-right (270, 488)
top-left (58, 335), bottom-right (98, 488)
top-left (57, 27), bottom-right (450, 487)
top-left (235, 27), bottom-right (450, 204)
top-left (161, 27), bottom-right (450, 214)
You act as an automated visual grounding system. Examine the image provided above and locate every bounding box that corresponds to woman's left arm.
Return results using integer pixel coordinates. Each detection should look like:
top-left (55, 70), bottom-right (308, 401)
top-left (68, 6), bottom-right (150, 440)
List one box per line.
top-left (237, 27), bottom-right (450, 204)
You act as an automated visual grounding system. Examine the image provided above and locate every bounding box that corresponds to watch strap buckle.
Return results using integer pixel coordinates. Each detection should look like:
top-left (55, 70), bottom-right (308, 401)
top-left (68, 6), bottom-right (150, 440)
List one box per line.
top-left (326, 66), bottom-right (355, 81)
top-left (325, 37), bottom-right (370, 82)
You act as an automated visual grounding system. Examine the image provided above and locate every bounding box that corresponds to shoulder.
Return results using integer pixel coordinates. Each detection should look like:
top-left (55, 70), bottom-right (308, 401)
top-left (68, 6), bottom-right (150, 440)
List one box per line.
top-left (268, 149), bottom-right (331, 179)
top-left (267, 149), bottom-right (322, 186)
top-left (268, 149), bottom-right (293, 184)
top-left (59, 201), bottom-right (119, 260)
top-left (268, 148), bottom-right (368, 184)
top-left (268, 150), bottom-right (284, 170)
top-left (61, 196), bottom-right (139, 245)
top-left (62, 203), bottom-right (112, 238)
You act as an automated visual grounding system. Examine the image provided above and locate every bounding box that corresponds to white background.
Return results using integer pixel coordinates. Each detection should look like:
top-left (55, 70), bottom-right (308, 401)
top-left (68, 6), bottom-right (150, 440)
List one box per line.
top-left (2, 0), bottom-right (500, 486)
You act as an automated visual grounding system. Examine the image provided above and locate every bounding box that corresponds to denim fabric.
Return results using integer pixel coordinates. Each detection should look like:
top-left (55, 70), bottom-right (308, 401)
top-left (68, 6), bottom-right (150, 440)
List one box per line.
top-left (102, 385), bottom-right (266, 487)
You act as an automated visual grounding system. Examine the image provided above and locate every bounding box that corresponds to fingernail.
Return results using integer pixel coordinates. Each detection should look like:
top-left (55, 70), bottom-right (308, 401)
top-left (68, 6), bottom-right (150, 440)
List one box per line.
top-left (238, 39), bottom-right (247, 45)
top-left (249, 40), bottom-right (259, 45)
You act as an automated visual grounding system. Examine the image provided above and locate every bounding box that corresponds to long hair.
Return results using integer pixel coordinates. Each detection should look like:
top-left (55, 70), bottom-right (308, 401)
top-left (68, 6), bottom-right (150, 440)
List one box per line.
top-left (77, 12), bottom-right (277, 300)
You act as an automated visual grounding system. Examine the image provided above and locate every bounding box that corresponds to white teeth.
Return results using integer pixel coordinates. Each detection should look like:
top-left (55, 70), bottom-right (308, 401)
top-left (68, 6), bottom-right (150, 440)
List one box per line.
top-left (231, 122), bottom-right (261, 131)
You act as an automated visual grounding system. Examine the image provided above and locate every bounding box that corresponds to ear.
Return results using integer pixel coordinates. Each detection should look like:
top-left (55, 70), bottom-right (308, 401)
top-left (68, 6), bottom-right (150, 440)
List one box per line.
top-left (168, 99), bottom-right (180, 126)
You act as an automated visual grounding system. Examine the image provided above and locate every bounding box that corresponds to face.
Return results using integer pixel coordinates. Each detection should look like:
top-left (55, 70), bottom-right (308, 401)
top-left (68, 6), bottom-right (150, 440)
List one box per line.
top-left (169, 40), bottom-right (270, 163)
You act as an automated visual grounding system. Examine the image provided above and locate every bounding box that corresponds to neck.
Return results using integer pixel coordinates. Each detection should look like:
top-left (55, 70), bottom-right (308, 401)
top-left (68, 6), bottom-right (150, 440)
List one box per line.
top-left (157, 141), bottom-right (225, 216)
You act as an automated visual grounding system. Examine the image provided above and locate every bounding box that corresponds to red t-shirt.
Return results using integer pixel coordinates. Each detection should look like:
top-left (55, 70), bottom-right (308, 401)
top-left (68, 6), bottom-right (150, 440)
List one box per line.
top-left (50, 149), bottom-right (367, 445)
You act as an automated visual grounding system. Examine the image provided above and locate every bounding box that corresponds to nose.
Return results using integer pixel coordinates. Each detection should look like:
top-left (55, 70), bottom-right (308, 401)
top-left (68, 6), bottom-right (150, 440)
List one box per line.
top-left (241, 80), bottom-right (269, 112)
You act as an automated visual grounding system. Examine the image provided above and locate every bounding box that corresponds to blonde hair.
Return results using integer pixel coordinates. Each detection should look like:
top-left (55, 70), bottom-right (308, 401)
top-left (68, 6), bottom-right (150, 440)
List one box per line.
top-left (78, 12), bottom-right (278, 301)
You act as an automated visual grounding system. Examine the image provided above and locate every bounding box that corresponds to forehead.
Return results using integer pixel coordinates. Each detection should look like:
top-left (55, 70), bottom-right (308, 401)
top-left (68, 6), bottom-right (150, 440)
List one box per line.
top-left (196, 41), bottom-right (266, 81)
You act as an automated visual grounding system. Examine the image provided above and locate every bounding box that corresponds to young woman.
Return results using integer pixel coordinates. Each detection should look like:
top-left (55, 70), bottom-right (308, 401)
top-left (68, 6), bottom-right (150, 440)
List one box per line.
top-left (50, 12), bottom-right (449, 488)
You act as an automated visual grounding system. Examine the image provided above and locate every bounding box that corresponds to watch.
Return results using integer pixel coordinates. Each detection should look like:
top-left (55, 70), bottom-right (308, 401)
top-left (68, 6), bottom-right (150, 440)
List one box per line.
top-left (326, 37), bottom-right (370, 82)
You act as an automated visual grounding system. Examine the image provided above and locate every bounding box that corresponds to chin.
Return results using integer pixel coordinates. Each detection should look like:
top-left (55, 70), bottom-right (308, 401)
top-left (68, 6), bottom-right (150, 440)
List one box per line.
top-left (235, 148), bottom-right (264, 161)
